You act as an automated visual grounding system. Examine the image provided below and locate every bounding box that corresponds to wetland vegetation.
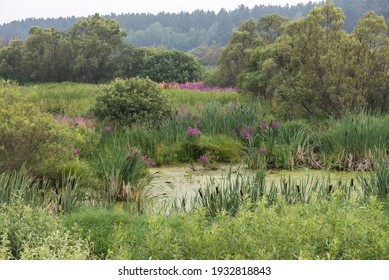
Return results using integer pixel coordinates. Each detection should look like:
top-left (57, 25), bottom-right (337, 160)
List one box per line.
top-left (0, 1), bottom-right (388, 260)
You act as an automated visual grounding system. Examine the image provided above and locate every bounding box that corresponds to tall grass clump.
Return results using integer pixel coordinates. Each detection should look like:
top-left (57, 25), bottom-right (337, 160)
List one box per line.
top-left (359, 159), bottom-right (389, 202)
top-left (199, 99), bottom-right (262, 136)
top-left (194, 168), bottom-right (267, 217)
top-left (92, 132), bottom-right (154, 213)
top-left (0, 168), bottom-right (86, 214)
top-left (316, 112), bottom-right (389, 170)
top-left (246, 120), bottom-right (312, 169)
top-left (64, 207), bottom-right (148, 259)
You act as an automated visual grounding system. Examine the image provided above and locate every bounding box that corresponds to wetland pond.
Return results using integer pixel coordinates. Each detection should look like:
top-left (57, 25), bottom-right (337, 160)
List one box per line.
top-left (150, 164), bottom-right (360, 203)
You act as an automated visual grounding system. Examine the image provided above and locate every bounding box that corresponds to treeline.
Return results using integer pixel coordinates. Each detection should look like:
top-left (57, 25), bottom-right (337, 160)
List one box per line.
top-left (0, 15), bottom-right (202, 83)
top-left (1, 0), bottom-right (388, 51)
top-left (215, 2), bottom-right (389, 117)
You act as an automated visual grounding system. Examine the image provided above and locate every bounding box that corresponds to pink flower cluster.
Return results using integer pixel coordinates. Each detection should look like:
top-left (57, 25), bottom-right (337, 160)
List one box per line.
top-left (185, 126), bottom-right (202, 138)
top-left (260, 120), bottom-right (280, 130)
top-left (199, 155), bottom-right (209, 162)
top-left (141, 156), bottom-right (156, 167)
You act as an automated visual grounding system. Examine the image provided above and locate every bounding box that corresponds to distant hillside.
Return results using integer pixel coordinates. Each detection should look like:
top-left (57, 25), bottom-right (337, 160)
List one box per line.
top-left (1, 0), bottom-right (388, 51)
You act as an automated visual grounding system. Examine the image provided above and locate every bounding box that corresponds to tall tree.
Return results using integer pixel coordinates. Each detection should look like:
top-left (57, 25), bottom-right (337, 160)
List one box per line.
top-left (68, 14), bottom-right (127, 82)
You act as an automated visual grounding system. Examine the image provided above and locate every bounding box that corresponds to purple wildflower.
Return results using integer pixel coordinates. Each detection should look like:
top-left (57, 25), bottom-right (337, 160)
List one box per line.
top-left (241, 126), bottom-right (253, 140)
top-left (199, 155), bottom-right (209, 162)
top-left (185, 126), bottom-right (202, 138)
top-left (73, 148), bottom-right (81, 155)
top-left (141, 156), bottom-right (156, 167)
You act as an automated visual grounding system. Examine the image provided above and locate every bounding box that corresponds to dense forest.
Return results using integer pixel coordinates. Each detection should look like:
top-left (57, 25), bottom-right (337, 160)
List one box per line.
top-left (1, 0), bottom-right (388, 51)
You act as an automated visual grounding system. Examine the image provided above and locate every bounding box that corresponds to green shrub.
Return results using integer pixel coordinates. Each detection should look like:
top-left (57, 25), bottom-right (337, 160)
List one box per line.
top-left (100, 198), bottom-right (389, 260)
top-left (93, 77), bottom-right (171, 127)
top-left (0, 97), bottom-right (83, 176)
top-left (0, 197), bottom-right (91, 260)
top-left (199, 135), bottom-right (243, 163)
top-left (140, 50), bottom-right (202, 83)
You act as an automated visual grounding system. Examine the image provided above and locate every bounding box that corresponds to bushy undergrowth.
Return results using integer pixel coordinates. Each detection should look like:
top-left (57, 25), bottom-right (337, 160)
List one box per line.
top-left (0, 197), bottom-right (92, 260)
top-left (65, 197), bottom-right (389, 260)
top-left (0, 96), bottom-right (84, 176)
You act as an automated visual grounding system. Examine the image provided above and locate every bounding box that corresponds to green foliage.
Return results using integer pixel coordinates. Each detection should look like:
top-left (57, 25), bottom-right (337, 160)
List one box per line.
top-left (0, 168), bottom-right (88, 214)
top-left (199, 135), bottom-right (243, 163)
top-left (141, 50), bottom-right (202, 83)
top-left (92, 133), bottom-right (154, 213)
top-left (0, 93), bottom-right (83, 176)
top-left (64, 207), bottom-right (148, 259)
top-left (94, 77), bottom-right (171, 127)
top-left (316, 113), bottom-right (389, 170)
top-left (195, 169), bottom-right (267, 217)
top-left (216, 15), bottom-right (289, 87)
top-left (236, 2), bottom-right (389, 117)
top-left (0, 197), bottom-right (91, 259)
top-left (68, 14), bottom-right (127, 83)
top-left (71, 197), bottom-right (389, 260)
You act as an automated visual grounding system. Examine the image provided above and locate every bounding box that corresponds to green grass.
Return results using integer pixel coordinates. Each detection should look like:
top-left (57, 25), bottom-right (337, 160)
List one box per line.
top-left (166, 88), bottom-right (240, 107)
top-left (64, 197), bottom-right (389, 260)
top-left (315, 112), bottom-right (389, 170)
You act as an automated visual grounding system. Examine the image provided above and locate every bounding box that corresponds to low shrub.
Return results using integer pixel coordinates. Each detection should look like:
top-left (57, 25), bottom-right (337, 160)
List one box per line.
top-left (93, 77), bottom-right (171, 127)
top-left (0, 96), bottom-right (83, 176)
top-left (82, 197), bottom-right (389, 260)
top-left (0, 197), bottom-right (92, 260)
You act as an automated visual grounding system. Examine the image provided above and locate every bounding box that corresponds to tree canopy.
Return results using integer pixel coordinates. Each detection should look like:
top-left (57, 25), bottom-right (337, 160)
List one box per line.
top-left (232, 1), bottom-right (389, 117)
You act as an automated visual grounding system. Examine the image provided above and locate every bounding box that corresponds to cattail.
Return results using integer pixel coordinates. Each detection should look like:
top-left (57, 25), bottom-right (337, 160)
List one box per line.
top-left (198, 189), bottom-right (204, 199)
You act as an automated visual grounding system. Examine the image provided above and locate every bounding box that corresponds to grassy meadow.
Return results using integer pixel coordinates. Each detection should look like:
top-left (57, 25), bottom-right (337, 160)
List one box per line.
top-left (0, 80), bottom-right (388, 260)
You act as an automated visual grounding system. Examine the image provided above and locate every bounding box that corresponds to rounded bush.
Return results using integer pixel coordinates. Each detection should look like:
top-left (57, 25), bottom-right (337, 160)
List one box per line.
top-left (141, 50), bottom-right (202, 83)
top-left (0, 97), bottom-right (83, 176)
top-left (94, 77), bottom-right (171, 127)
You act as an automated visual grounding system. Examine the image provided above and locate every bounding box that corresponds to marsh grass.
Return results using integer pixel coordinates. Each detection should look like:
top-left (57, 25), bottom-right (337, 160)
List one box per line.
top-left (359, 160), bottom-right (389, 202)
top-left (17, 82), bottom-right (98, 116)
top-left (193, 168), bottom-right (367, 217)
top-left (194, 168), bottom-right (267, 217)
top-left (92, 132), bottom-right (154, 213)
top-left (166, 88), bottom-right (239, 107)
top-left (317, 113), bottom-right (389, 170)
top-left (0, 168), bottom-right (86, 214)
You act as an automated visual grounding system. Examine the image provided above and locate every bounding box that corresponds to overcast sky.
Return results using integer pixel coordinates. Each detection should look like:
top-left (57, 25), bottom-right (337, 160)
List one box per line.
top-left (0, 0), bottom-right (320, 24)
